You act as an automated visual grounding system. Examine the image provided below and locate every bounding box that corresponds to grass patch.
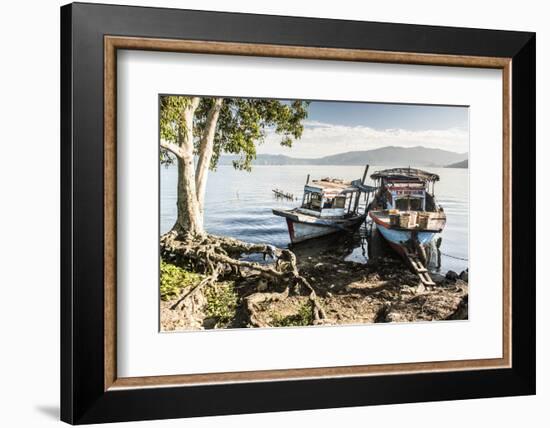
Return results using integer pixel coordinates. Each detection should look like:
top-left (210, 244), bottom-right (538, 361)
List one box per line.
top-left (160, 260), bottom-right (203, 301)
top-left (204, 282), bottom-right (238, 327)
top-left (271, 303), bottom-right (313, 327)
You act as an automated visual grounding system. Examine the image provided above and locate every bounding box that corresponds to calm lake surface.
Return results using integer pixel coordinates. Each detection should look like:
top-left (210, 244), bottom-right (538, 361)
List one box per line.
top-left (161, 164), bottom-right (469, 273)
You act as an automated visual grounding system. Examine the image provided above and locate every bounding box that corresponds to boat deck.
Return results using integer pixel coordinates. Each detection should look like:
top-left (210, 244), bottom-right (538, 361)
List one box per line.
top-left (370, 210), bottom-right (446, 232)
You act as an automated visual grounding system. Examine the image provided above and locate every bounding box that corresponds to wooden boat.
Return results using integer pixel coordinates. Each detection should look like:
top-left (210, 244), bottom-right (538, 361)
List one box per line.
top-left (367, 168), bottom-right (446, 265)
top-left (273, 168), bottom-right (376, 244)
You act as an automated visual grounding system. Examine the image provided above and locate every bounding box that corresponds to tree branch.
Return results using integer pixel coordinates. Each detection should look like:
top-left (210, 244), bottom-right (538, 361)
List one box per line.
top-left (179, 97), bottom-right (201, 156)
top-left (189, 96), bottom-right (200, 113)
top-left (196, 98), bottom-right (224, 213)
top-left (160, 140), bottom-right (183, 158)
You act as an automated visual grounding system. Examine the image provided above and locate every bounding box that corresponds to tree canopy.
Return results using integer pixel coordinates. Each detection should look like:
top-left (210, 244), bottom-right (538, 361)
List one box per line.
top-left (160, 96), bottom-right (309, 171)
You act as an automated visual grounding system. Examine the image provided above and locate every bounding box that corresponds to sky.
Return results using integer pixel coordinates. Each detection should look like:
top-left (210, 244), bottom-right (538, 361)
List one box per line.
top-left (259, 100), bottom-right (469, 158)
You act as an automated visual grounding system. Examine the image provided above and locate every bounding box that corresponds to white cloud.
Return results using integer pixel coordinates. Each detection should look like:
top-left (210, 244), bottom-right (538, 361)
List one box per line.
top-left (257, 120), bottom-right (469, 158)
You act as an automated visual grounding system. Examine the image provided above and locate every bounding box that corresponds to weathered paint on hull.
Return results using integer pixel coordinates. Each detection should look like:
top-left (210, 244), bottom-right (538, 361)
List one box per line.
top-left (287, 219), bottom-right (337, 243)
top-left (286, 217), bottom-right (364, 244)
top-left (376, 226), bottom-right (436, 248)
top-left (375, 225), bottom-right (437, 261)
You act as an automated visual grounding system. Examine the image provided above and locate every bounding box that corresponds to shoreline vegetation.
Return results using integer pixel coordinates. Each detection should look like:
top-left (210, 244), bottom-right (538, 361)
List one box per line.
top-left (160, 233), bottom-right (468, 332)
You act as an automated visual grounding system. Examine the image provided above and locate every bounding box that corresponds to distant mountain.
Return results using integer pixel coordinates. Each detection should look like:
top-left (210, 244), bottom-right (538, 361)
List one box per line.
top-left (445, 159), bottom-right (468, 168)
top-left (218, 146), bottom-right (467, 167)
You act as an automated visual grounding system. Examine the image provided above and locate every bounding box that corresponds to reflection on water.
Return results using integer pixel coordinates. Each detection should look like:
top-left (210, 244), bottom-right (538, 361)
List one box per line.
top-left (290, 226), bottom-right (369, 263)
top-left (161, 164), bottom-right (468, 273)
top-left (289, 223), bottom-right (443, 271)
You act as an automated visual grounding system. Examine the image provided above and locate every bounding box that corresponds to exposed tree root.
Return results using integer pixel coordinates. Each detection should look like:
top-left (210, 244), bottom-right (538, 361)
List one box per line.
top-left (161, 231), bottom-right (328, 327)
top-left (170, 266), bottom-right (220, 311)
top-left (245, 288), bottom-right (290, 328)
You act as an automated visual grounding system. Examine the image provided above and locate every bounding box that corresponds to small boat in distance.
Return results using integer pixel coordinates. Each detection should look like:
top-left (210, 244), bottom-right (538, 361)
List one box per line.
top-left (273, 167), bottom-right (376, 244)
top-left (368, 167), bottom-right (446, 277)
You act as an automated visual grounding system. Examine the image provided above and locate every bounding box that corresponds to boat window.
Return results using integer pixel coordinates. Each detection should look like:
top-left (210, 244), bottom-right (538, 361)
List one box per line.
top-left (302, 192), bottom-right (322, 211)
top-left (333, 196), bottom-right (346, 209)
top-left (424, 193), bottom-right (436, 211)
top-left (310, 193), bottom-right (322, 210)
top-left (395, 197), bottom-right (423, 211)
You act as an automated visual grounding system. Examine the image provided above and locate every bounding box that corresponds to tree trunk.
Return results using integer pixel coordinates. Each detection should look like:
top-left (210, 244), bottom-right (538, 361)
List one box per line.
top-left (173, 97), bottom-right (204, 236)
top-left (175, 156), bottom-right (203, 235)
top-left (196, 98), bottom-right (223, 215)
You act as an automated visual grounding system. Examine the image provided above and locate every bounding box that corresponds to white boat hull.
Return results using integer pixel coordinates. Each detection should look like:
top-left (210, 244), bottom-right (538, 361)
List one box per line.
top-left (273, 209), bottom-right (365, 244)
top-left (287, 219), bottom-right (337, 243)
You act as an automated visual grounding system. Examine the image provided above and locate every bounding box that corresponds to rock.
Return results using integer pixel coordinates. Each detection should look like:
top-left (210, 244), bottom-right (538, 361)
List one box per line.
top-left (202, 317), bottom-right (217, 329)
top-left (314, 262), bottom-right (323, 268)
top-left (446, 270), bottom-right (459, 281)
top-left (447, 295), bottom-right (468, 320)
top-left (257, 280), bottom-right (268, 292)
top-left (459, 270), bottom-right (469, 282)
top-left (431, 273), bottom-right (446, 284)
top-left (386, 312), bottom-right (409, 323)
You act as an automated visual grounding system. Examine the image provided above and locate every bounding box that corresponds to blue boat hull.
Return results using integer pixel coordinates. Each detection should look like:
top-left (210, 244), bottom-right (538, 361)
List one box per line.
top-left (369, 210), bottom-right (443, 261)
top-left (377, 227), bottom-right (437, 248)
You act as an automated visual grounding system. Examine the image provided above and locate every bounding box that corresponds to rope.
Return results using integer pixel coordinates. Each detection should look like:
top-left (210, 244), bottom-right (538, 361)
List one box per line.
top-left (440, 251), bottom-right (468, 261)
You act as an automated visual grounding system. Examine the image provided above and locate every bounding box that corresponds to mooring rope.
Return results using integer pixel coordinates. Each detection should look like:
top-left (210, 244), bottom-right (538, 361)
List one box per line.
top-left (440, 252), bottom-right (469, 261)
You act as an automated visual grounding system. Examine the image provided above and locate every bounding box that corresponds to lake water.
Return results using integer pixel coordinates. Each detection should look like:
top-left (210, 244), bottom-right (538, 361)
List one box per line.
top-left (161, 164), bottom-right (469, 273)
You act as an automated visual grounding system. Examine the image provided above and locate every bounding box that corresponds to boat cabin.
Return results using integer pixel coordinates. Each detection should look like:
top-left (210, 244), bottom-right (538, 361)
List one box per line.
top-left (370, 168), bottom-right (440, 212)
top-left (300, 178), bottom-right (363, 218)
top-left (272, 166), bottom-right (378, 244)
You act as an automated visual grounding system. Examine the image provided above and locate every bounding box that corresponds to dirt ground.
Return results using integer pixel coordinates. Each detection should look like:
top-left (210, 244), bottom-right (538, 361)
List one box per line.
top-left (254, 254), bottom-right (467, 326)
top-left (161, 250), bottom-right (468, 331)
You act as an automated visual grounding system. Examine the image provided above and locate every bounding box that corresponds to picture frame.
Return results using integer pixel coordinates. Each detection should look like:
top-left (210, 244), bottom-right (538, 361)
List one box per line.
top-left (61, 2), bottom-right (535, 424)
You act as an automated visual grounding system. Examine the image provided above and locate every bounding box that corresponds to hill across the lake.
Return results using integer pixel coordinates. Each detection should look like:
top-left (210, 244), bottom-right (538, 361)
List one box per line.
top-left (218, 146), bottom-right (467, 167)
top-left (445, 159), bottom-right (468, 168)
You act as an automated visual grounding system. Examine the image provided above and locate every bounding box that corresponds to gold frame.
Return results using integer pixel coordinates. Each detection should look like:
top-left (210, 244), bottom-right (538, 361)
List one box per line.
top-left (104, 36), bottom-right (512, 391)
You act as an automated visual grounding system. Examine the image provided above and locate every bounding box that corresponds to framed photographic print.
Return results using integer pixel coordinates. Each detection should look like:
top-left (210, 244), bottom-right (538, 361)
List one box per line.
top-left (60, 2), bottom-right (536, 424)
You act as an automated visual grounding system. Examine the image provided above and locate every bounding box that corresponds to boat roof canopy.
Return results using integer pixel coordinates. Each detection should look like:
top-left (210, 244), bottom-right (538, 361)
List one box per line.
top-left (307, 178), bottom-right (355, 194)
top-left (370, 167), bottom-right (440, 183)
top-left (305, 178), bottom-right (378, 196)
